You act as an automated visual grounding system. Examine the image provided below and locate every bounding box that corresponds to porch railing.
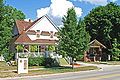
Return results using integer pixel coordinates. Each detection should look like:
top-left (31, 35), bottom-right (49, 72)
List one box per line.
top-left (16, 52), bottom-right (62, 59)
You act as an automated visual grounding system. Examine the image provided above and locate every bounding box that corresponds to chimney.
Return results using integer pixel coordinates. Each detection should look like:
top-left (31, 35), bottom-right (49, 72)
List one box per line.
top-left (29, 19), bottom-right (31, 22)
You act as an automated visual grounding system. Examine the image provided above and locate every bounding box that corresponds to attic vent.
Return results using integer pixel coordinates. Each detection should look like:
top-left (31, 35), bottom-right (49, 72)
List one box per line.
top-left (36, 30), bottom-right (40, 38)
top-left (50, 31), bottom-right (53, 38)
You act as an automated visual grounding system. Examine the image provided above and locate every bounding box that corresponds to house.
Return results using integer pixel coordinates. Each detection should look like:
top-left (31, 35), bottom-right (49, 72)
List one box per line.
top-left (11, 15), bottom-right (59, 59)
top-left (84, 39), bottom-right (106, 62)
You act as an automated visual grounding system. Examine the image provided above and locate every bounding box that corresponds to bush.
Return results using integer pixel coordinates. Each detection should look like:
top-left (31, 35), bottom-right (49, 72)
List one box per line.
top-left (76, 54), bottom-right (84, 61)
top-left (28, 57), bottom-right (45, 66)
top-left (44, 58), bottom-right (59, 67)
top-left (28, 57), bottom-right (59, 67)
top-left (3, 51), bottom-right (15, 62)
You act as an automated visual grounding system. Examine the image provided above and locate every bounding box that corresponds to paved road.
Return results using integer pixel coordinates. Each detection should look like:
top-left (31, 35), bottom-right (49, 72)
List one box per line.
top-left (2, 65), bottom-right (120, 80)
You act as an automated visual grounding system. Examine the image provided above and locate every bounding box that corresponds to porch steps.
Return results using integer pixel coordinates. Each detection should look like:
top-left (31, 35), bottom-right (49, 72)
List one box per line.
top-left (59, 58), bottom-right (69, 66)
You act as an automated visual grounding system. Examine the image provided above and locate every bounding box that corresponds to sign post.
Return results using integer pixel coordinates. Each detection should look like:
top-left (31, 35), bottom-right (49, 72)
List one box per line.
top-left (17, 58), bottom-right (28, 74)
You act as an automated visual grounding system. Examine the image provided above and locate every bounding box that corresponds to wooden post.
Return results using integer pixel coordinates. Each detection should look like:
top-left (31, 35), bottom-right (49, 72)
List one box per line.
top-left (38, 45), bottom-right (39, 56)
top-left (38, 45), bottom-right (39, 53)
top-left (94, 56), bottom-right (96, 62)
top-left (23, 44), bottom-right (24, 53)
top-left (84, 51), bottom-right (87, 62)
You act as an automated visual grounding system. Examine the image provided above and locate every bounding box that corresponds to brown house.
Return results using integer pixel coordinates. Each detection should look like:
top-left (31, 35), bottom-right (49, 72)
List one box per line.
top-left (84, 39), bottom-right (106, 62)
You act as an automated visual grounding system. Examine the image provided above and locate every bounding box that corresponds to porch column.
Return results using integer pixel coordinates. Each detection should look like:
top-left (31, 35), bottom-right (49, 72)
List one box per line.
top-left (23, 44), bottom-right (24, 53)
top-left (29, 45), bottom-right (30, 52)
top-left (94, 56), bottom-right (96, 62)
top-left (38, 45), bottom-right (39, 53)
top-left (16, 45), bottom-right (18, 59)
top-left (99, 47), bottom-right (102, 61)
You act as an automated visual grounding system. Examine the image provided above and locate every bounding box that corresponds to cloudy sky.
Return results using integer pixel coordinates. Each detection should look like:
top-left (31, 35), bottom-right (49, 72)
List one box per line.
top-left (6, 0), bottom-right (120, 26)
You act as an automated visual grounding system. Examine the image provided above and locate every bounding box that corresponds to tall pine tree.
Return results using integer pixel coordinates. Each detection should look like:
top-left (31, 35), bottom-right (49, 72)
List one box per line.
top-left (58, 8), bottom-right (90, 68)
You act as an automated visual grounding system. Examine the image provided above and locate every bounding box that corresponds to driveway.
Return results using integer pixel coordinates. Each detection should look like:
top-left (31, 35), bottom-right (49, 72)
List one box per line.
top-left (76, 61), bottom-right (120, 70)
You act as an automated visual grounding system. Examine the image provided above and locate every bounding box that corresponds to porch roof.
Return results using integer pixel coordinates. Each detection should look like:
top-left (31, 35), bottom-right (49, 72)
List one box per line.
top-left (15, 33), bottom-right (57, 45)
top-left (89, 39), bottom-right (106, 48)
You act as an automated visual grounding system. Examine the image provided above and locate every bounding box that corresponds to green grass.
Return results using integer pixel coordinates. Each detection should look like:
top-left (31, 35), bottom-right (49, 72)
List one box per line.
top-left (59, 58), bottom-right (69, 65)
top-left (0, 66), bottom-right (98, 78)
top-left (107, 61), bottom-right (120, 65)
top-left (0, 61), bottom-right (98, 78)
top-left (0, 61), bottom-right (17, 71)
top-left (0, 61), bottom-right (43, 71)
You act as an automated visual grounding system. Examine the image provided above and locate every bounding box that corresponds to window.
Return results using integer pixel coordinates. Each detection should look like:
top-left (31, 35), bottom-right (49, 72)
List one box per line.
top-left (37, 30), bottom-right (40, 32)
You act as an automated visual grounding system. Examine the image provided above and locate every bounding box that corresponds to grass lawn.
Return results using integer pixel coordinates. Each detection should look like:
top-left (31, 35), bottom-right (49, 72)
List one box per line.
top-left (0, 61), bottom-right (43, 71)
top-left (0, 61), bottom-right (98, 78)
top-left (107, 61), bottom-right (120, 65)
top-left (0, 66), bottom-right (98, 78)
top-left (85, 61), bottom-right (120, 65)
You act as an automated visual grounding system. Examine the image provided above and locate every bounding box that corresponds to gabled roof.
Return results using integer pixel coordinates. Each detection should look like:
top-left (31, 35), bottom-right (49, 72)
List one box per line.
top-left (89, 39), bottom-right (106, 48)
top-left (26, 14), bottom-right (59, 32)
top-left (15, 33), bottom-right (57, 45)
top-left (15, 15), bottom-right (59, 34)
top-left (15, 20), bottom-right (32, 34)
top-left (14, 15), bottom-right (58, 45)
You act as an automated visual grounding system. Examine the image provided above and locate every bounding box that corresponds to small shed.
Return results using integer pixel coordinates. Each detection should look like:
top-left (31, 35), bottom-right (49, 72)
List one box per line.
top-left (84, 39), bottom-right (106, 62)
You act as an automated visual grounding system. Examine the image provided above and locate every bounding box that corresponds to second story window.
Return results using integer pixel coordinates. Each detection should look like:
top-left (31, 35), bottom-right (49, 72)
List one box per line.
top-left (37, 30), bottom-right (40, 32)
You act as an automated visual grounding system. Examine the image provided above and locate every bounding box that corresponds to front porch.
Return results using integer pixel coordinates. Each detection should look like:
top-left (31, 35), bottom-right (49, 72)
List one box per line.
top-left (15, 44), bottom-right (62, 59)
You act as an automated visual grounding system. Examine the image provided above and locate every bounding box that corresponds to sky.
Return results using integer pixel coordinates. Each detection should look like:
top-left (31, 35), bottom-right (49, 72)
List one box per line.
top-left (5, 0), bottom-right (120, 26)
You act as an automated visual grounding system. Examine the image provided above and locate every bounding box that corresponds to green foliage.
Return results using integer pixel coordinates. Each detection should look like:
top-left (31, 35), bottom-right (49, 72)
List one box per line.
top-left (84, 2), bottom-right (120, 48)
top-left (16, 45), bottom-right (24, 52)
top-left (58, 8), bottom-right (90, 67)
top-left (28, 57), bottom-right (59, 67)
top-left (110, 38), bottom-right (120, 61)
top-left (76, 54), bottom-right (84, 61)
top-left (28, 57), bottom-right (45, 66)
top-left (30, 45), bottom-right (38, 52)
top-left (44, 58), bottom-right (59, 67)
top-left (3, 50), bottom-right (15, 62)
top-left (48, 45), bottom-right (55, 51)
top-left (0, 2), bottom-right (25, 55)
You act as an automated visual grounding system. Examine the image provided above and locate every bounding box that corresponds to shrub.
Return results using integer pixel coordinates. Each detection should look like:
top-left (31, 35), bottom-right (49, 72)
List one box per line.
top-left (44, 58), bottom-right (59, 67)
top-left (76, 54), bottom-right (84, 61)
top-left (28, 57), bottom-right (59, 67)
top-left (28, 57), bottom-right (45, 66)
top-left (3, 50), bottom-right (15, 62)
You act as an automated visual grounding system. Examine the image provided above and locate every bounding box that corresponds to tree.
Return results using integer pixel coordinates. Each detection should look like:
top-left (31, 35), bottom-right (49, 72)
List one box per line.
top-left (0, 0), bottom-right (4, 22)
top-left (0, 1), bottom-right (25, 58)
top-left (110, 38), bottom-right (120, 61)
top-left (84, 2), bottom-right (120, 49)
top-left (58, 8), bottom-right (90, 68)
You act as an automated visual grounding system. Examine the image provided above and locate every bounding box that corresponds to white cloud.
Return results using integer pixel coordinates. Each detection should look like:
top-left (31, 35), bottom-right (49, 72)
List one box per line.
top-left (76, 0), bottom-right (108, 5)
top-left (37, 0), bottom-right (83, 26)
top-left (37, 7), bottom-right (50, 18)
top-left (74, 0), bottom-right (118, 5)
top-left (109, 0), bottom-right (118, 2)
top-left (24, 18), bottom-right (33, 22)
top-left (80, 0), bottom-right (108, 5)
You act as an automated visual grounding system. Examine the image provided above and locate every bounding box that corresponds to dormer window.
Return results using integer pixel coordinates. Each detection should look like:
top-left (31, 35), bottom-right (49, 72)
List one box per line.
top-left (50, 31), bottom-right (53, 38)
top-left (37, 30), bottom-right (40, 32)
top-left (36, 30), bottom-right (40, 38)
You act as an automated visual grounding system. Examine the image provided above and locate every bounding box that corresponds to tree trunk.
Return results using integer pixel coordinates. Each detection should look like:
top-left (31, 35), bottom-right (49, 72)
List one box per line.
top-left (72, 57), bottom-right (74, 69)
